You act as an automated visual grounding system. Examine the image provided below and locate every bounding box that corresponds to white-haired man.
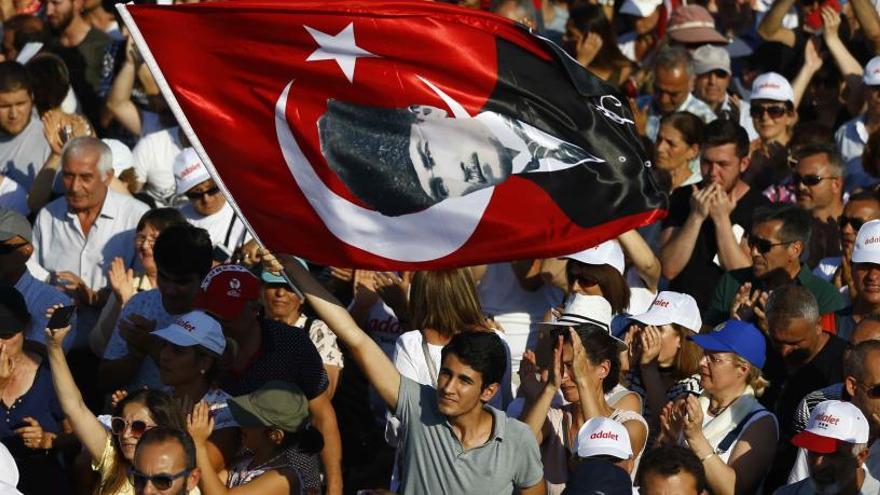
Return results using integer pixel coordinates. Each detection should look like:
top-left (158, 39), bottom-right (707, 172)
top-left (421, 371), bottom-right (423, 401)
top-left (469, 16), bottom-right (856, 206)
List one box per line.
top-left (31, 136), bottom-right (148, 347)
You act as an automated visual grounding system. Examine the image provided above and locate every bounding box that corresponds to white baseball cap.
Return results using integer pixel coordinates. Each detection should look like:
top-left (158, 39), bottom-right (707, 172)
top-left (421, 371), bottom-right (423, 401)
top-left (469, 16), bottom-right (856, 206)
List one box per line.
top-left (750, 72), bottom-right (794, 103)
top-left (619, 0), bottom-right (662, 17)
top-left (864, 57), bottom-right (880, 86)
top-left (565, 239), bottom-right (625, 275)
top-left (102, 139), bottom-right (133, 178)
top-left (576, 417), bottom-right (633, 460)
top-left (173, 147), bottom-right (212, 195)
top-left (154, 310), bottom-right (226, 356)
top-left (792, 400), bottom-right (869, 453)
top-left (852, 219), bottom-right (880, 264)
top-left (630, 291), bottom-right (702, 332)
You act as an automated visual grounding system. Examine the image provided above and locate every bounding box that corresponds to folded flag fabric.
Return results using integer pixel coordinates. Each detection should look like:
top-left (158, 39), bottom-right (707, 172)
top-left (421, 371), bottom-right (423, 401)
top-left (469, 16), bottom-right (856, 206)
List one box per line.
top-left (120, 0), bottom-right (667, 269)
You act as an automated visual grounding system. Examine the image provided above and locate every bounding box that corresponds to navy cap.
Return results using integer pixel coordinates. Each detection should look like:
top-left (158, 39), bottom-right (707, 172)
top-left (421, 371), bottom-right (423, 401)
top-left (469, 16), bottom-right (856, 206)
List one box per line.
top-left (563, 459), bottom-right (632, 495)
top-left (689, 320), bottom-right (766, 369)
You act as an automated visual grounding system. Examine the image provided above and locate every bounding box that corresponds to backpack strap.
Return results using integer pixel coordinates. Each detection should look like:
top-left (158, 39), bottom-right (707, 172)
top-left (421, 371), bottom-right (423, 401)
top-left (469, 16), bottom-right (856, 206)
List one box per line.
top-left (716, 409), bottom-right (763, 454)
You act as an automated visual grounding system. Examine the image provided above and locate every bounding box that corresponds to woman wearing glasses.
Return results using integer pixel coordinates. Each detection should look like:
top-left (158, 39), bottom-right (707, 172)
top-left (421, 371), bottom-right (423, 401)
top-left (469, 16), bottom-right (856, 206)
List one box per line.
top-left (745, 73), bottom-right (798, 193)
top-left (44, 309), bottom-right (188, 495)
top-left (657, 320), bottom-right (777, 495)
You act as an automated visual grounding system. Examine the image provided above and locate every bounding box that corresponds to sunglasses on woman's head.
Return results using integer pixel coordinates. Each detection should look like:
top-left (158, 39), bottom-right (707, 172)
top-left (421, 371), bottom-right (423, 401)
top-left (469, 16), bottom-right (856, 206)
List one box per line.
top-left (110, 417), bottom-right (152, 437)
top-left (749, 105), bottom-right (787, 119)
top-left (129, 468), bottom-right (191, 491)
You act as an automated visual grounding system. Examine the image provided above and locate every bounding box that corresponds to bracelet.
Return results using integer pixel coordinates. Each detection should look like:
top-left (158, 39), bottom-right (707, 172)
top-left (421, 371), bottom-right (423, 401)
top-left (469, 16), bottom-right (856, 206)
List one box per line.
top-left (699, 452), bottom-right (717, 463)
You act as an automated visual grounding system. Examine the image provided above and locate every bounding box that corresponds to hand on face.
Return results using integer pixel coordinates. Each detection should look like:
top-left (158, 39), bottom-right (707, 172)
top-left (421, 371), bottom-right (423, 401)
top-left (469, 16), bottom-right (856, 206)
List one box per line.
top-left (638, 325), bottom-right (662, 366)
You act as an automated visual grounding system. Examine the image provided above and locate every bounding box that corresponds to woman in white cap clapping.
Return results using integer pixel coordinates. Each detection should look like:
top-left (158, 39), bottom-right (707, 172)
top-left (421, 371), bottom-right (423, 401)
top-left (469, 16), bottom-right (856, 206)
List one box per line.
top-left (621, 291), bottom-right (704, 436)
top-left (746, 72), bottom-right (798, 192)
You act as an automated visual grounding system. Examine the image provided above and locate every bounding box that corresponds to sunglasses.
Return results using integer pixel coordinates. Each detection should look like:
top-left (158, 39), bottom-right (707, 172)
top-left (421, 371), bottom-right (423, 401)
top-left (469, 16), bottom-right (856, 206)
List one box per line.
top-left (750, 105), bottom-right (787, 119)
top-left (184, 186), bottom-right (221, 201)
top-left (0, 243), bottom-right (27, 255)
top-left (748, 236), bottom-right (794, 254)
top-left (110, 417), bottom-right (153, 437)
top-left (791, 173), bottom-right (832, 187)
top-left (839, 216), bottom-right (867, 232)
top-left (130, 468), bottom-right (191, 491)
top-left (858, 381), bottom-right (880, 398)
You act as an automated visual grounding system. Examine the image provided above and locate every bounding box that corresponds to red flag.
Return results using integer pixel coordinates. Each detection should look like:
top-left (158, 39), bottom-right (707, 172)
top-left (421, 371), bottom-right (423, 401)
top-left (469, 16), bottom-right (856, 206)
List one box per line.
top-left (121, 0), bottom-right (666, 269)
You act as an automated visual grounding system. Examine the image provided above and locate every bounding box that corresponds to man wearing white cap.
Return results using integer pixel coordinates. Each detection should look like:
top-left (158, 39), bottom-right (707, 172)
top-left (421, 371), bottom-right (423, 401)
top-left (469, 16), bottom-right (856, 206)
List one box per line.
top-left (774, 400), bottom-right (878, 494)
top-left (836, 56), bottom-right (880, 193)
top-left (837, 219), bottom-right (880, 339)
top-left (173, 147), bottom-right (249, 263)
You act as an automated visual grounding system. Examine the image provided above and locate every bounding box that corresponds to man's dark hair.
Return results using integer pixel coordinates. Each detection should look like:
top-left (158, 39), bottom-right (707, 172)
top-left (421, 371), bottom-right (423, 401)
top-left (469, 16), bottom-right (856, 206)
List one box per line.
top-left (562, 324), bottom-right (621, 393)
top-left (25, 53), bottom-right (69, 114)
top-left (844, 340), bottom-right (880, 384)
top-left (847, 189), bottom-right (880, 204)
top-left (136, 427), bottom-right (196, 471)
top-left (702, 118), bottom-right (749, 159)
top-left (793, 142), bottom-right (843, 176)
top-left (440, 331), bottom-right (507, 390)
top-left (153, 224), bottom-right (212, 280)
top-left (0, 61), bottom-right (30, 94)
top-left (753, 204), bottom-right (812, 245)
top-left (136, 207), bottom-right (186, 233)
top-left (636, 445), bottom-right (707, 492)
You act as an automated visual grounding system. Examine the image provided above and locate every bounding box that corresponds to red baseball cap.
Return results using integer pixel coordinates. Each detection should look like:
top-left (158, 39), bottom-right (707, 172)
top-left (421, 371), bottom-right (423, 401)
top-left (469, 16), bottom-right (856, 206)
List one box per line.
top-left (194, 264), bottom-right (261, 320)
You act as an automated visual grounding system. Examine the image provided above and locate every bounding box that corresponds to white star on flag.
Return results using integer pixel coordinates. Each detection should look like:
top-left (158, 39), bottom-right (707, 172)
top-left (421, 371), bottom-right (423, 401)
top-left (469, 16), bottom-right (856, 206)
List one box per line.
top-left (304, 23), bottom-right (377, 83)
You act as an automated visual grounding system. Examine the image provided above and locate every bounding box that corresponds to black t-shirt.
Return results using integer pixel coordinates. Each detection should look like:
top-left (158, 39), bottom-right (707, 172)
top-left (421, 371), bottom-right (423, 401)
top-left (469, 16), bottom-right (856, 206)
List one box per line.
top-left (662, 185), bottom-right (770, 311)
top-left (221, 319), bottom-right (329, 399)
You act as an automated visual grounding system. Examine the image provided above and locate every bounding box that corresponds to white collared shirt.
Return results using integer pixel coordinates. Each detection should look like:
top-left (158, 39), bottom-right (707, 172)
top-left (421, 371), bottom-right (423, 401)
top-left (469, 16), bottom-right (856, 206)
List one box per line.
top-left (30, 189), bottom-right (148, 291)
top-left (14, 270), bottom-right (74, 350)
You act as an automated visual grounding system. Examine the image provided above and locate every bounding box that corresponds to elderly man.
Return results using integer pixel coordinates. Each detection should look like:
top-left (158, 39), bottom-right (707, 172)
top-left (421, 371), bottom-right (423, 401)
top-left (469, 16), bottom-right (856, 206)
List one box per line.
top-left (132, 428), bottom-right (200, 495)
top-left (775, 400), bottom-right (877, 494)
top-left (0, 208), bottom-right (73, 350)
top-left (638, 45), bottom-right (716, 142)
top-left (31, 136), bottom-right (148, 348)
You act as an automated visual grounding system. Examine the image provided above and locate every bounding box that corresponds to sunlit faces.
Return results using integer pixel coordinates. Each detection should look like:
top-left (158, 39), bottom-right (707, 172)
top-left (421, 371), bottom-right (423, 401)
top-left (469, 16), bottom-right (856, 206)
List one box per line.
top-left (839, 200), bottom-right (880, 254)
top-left (118, 402), bottom-right (157, 462)
top-left (0, 89), bottom-right (32, 136)
top-left (158, 342), bottom-right (210, 387)
top-left (135, 224), bottom-right (160, 275)
top-left (749, 220), bottom-right (797, 279)
top-left (700, 143), bottom-right (747, 193)
top-left (694, 70), bottom-right (730, 107)
top-left (408, 108), bottom-right (511, 202)
top-left (656, 124), bottom-right (698, 173)
top-left (853, 262), bottom-right (880, 306)
top-left (185, 179), bottom-right (225, 216)
top-left (435, 353), bottom-right (498, 417)
top-left (61, 150), bottom-right (112, 212)
top-left (793, 153), bottom-right (841, 211)
top-left (653, 65), bottom-right (691, 115)
top-left (750, 98), bottom-right (794, 143)
top-left (260, 283), bottom-right (303, 321)
top-left (698, 351), bottom-right (744, 393)
top-left (132, 438), bottom-right (198, 495)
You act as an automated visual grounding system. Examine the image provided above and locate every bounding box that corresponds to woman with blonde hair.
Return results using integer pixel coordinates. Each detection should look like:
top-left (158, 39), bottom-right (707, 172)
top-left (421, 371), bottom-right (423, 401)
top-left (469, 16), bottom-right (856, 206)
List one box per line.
top-left (657, 320), bottom-right (777, 495)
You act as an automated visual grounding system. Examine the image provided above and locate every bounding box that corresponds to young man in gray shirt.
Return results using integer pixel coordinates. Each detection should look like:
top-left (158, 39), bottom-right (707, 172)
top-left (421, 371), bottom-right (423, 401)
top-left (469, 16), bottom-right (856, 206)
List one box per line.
top-left (276, 252), bottom-right (546, 494)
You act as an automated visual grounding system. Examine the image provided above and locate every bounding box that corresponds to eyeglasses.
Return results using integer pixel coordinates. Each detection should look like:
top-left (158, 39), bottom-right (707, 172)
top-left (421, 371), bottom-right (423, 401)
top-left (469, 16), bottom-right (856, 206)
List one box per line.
top-left (0, 243), bottom-right (27, 255)
top-left (750, 105), bottom-right (787, 119)
top-left (184, 186), bottom-right (221, 201)
top-left (792, 173), bottom-right (832, 187)
top-left (130, 468), bottom-right (191, 491)
top-left (858, 381), bottom-right (880, 399)
top-left (704, 354), bottom-right (734, 366)
top-left (748, 236), bottom-right (794, 254)
top-left (839, 216), bottom-right (868, 232)
top-left (110, 417), bottom-right (153, 438)
top-left (134, 234), bottom-right (157, 247)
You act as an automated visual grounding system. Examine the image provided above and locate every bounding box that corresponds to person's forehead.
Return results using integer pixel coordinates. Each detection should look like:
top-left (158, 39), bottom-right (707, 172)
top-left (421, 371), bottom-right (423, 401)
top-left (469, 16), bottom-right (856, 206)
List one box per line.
top-left (852, 320), bottom-right (880, 344)
top-left (752, 219), bottom-right (783, 237)
top-left (796, 153), bottom-right (830, 172)
top-left (655, 64), bottom-right (688, 83)
top-left (188, 178), bottom-right (216, 192)
top-left (0, 88), bottom-right (30, 102)
top-left (441, 352), bottom-right (481, 379)
top-left (844, 199), bottom-right (880, 218)
top-left (701, 143), bottom-right (738, 161)
top-left (643, 471), bottom-right (699, 494)
top-left (658, 124), bottom-right (684, 141)
top-left (123, 402), bottom-right (153, 422)
top-left (62, 153), bottom-right (101, 174)
top-left (770, 317), bottom-right (814, 340)
top-left (135, 441), bottom-right (187, 474)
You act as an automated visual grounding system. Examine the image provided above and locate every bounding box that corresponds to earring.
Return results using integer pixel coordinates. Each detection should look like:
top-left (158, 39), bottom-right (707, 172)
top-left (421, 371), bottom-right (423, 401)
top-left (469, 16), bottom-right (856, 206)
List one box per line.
top-left (199, 369), bottom-right (206, 375)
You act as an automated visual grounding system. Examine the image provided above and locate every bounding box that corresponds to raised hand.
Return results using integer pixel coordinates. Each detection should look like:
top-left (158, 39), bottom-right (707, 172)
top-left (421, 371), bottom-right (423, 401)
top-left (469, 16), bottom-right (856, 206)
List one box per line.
top-left (821, 6), bottom-right (841, 41)
top-left (186, 401), bottom-right (215, 446)
top-left (110, 389), bottom-right (129, 409)
top-left (43, 304), bottom-right (73, 349)
top-left (373, 271), bottom-right (410, 315)
top-left (108, 257), bottom-right (136, 305)
top-left (682, 394), bottom-right (705, 442)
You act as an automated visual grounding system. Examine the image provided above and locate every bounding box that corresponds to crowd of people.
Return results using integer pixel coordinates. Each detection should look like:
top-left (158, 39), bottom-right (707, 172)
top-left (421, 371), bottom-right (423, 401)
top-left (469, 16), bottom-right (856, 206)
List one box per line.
top-left (2, 0), bottom-right (880, 493)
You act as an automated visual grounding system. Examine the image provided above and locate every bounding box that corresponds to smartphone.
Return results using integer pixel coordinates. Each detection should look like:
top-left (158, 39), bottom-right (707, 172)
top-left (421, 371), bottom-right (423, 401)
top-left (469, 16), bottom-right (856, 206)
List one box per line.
top-left (534, 325), bottom-right (568, 368)
top-left (47, 305), bottom-right (76, 330)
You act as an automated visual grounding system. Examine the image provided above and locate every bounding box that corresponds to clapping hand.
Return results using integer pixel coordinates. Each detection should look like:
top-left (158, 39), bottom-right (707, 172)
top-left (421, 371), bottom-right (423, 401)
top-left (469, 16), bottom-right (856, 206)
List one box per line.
top-left (108, 257), bottom-right (136, 306)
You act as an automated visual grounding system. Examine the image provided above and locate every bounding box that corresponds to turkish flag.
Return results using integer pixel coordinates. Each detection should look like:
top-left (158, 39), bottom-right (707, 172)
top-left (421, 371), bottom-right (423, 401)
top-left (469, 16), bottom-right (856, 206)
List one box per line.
top-left (121, 0), bottom-right (667, 269)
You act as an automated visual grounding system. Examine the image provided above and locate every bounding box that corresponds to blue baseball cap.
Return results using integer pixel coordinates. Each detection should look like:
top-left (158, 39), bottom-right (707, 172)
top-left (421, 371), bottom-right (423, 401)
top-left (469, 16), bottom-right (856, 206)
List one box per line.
top-left (688, 320), bottom-right (766, 369)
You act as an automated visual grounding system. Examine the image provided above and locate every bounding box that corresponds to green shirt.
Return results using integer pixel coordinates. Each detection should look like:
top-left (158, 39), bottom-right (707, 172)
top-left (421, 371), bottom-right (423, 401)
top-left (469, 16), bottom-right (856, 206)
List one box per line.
top-left (705, 265), bottom-right (845, 327)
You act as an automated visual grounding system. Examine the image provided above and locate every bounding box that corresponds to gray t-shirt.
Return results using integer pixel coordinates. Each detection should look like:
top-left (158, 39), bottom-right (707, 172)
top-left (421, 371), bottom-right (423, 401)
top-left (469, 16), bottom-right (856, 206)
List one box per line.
top-left (0, 112), bottom-right (51, 190)
top-left (395, 377), bottom-right (544, 494)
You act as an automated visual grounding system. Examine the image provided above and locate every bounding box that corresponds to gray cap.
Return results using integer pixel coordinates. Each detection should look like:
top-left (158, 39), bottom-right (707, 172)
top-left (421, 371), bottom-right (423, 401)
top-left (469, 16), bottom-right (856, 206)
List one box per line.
top-left (0, 208), bottom-right (31, 243)
top-left (693, 44), bottom-right (731, 76)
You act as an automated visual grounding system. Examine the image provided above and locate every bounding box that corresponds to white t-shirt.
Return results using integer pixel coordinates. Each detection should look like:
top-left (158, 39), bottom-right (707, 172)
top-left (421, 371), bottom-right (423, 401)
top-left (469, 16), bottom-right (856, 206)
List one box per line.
top-left (132, 126), bottom-right (183, 205)
top-left (478, 263), bottom-right (563, 373)
top-left (0, 175), bottom-right (28, 216)
top-left (0, 112), bottom-right (51, 191)
top-left (179, 201), bottom-right (249, 255)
